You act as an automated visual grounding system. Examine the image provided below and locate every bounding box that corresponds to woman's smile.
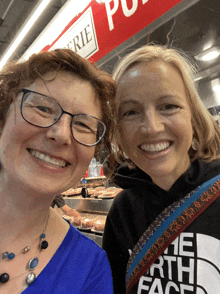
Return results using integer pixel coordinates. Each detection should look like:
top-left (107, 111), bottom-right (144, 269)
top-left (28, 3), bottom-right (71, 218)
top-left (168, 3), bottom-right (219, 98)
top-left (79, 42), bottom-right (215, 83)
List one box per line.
top-left (28, 149), bottom-right (69, 168)
top-left (139, 141), bottom-right (171, 153)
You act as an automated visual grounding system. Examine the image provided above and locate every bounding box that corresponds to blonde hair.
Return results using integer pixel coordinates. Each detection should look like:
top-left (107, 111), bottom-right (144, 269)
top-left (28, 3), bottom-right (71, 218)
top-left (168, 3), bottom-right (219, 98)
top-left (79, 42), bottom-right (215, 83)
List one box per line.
top-left (107, 44), bottom-right (220, 176)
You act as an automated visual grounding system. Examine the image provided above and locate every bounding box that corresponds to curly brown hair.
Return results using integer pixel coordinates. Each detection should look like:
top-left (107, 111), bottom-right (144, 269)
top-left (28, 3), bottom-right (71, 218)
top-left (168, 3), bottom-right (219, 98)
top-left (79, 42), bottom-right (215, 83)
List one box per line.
top-left (0, 49), bottom-right (117, 157)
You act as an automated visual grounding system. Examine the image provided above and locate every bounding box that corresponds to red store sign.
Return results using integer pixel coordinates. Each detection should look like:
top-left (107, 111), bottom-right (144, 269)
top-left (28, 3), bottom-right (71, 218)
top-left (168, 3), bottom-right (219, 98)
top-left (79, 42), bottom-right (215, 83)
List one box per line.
top-left (42, 0), bottom-right (183, 62)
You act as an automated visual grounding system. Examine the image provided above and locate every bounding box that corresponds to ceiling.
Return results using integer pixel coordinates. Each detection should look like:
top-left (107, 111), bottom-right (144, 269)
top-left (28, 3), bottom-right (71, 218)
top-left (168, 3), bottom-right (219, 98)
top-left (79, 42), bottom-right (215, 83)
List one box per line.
top-left (0, 0), bottom-right (66, 61)
top-left (1, 0), bottom-right (220, 83)
top-left (98, 0), bottom-right (220, 83)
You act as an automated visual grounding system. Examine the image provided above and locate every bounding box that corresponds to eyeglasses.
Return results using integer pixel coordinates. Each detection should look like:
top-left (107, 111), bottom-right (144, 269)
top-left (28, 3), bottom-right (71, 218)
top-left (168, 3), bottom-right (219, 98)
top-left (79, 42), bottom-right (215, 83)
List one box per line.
top-left (20, 89), bottom-right (106, 147)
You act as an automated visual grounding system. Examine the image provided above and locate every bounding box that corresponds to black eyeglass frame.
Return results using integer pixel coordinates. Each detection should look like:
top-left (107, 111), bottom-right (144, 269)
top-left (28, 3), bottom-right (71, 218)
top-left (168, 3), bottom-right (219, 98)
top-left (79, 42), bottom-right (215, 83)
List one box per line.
top-left (20, 88), bottom-right (106, 147)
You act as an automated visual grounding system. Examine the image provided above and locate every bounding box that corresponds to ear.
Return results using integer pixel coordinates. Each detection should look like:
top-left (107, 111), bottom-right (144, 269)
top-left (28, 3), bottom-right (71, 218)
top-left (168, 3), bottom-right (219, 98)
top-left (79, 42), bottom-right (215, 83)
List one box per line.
top-left (191, 137), bottom-right (199, 151)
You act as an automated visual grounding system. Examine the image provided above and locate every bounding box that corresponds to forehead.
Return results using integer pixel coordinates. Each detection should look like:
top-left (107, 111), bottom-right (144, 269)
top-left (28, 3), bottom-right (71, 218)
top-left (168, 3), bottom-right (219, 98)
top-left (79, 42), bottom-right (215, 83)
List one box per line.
top-left (119, 60), bottom-right (184, 86)
top-left (26, 71), bottom-right (102, 117)
top-left (28, 71), bottom-right (93, 94)
top-left (117, 60), bottom-right (187, 102)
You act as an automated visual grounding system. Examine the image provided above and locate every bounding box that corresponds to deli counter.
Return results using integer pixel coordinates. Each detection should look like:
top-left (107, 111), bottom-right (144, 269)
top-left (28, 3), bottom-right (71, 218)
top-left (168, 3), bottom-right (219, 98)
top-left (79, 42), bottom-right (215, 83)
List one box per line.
top-left (62, 178), bottom-right (121, 247)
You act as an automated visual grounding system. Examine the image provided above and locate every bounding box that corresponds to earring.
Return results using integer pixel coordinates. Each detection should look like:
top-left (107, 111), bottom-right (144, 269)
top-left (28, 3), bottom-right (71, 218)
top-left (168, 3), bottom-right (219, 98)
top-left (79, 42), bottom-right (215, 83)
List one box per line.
top-left (191, 138), bottom-right (199, 151)
top-left (122, 151), bottom-right (129, 159)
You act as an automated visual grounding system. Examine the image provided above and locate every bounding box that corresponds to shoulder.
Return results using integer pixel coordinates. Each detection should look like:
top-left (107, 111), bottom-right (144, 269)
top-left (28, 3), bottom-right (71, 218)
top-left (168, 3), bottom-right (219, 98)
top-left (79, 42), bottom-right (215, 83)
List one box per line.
top-left (111, 186), bottom-right (146, 210)
top-left (50, 210), bottom-right (107, 260)
top-left (60, 225), bottom-right (112, 286)
top-left (198, 158), bottom-right (220, 183)
top-left (200, 157), bottom-right (220, 171)
top-left (64, 224), bottom-right (108, 259)
top-left (107, 188), bottom-right (147, 224)
top-left (108, 190), bottom-right (132, 215)
top-left (47, 223), bottom-right (111, 278)
top-left (31, 223), bottom-right (113, 293)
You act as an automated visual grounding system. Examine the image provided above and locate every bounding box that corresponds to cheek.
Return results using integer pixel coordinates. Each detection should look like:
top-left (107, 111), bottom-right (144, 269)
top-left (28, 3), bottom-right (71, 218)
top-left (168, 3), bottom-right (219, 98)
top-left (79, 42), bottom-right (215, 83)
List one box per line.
top-left (117, 126), bottom-right (128, 148)
top-left (0, 124), bottom-right (16, 152)
top-left (172, 116), bottom-right (193, 147)
top-left (118, 128), bottom-right (135, 156)
top-left (76, 145), bottom-right (96, 167)
top-left (119, 124), bottom-right (138, 149)
top-left (1, 106), bottom-right (26, 144)
top-left (180, 116), bottom-right (193, 135)
top-left (119, 123), bottom-right (136, 139)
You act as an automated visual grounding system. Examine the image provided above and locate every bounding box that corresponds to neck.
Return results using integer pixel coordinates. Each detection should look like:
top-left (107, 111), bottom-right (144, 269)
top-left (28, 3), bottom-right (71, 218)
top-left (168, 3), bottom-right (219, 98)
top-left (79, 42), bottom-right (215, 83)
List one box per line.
top-left (150, 158), bottom-right (191, 191)
top-left (0, 179), bottom-right (54, 247)
top-left (152, 176), bottom-right (176, 191)
top-left (152, 164), bottom-right (191, 191)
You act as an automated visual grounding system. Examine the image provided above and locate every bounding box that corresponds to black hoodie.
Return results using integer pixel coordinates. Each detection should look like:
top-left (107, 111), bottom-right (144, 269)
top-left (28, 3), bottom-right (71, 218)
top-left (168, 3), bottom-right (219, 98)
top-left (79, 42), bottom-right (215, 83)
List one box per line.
top-left (103, 159), bottom-right (220, 294)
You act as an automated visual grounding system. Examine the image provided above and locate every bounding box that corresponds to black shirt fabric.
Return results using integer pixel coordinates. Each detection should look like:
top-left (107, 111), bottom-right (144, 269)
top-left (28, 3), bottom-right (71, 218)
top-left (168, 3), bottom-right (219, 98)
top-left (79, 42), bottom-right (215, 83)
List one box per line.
top-left (102, 159), bottom-right (220, 294)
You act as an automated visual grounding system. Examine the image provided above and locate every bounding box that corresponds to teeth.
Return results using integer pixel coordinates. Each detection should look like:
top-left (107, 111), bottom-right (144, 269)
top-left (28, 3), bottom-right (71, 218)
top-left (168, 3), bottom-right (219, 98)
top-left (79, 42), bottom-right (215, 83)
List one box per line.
top-left (29, 150), bottom-right (67, 168)
top-left (140, 142), bottom-right (170, 152)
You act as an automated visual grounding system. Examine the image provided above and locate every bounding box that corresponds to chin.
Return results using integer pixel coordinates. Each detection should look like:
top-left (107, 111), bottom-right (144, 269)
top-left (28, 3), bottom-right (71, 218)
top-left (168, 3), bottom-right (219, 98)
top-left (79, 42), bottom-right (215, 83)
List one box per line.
top-left (143, 164), bottom-right (176, 178)
top-left (148, 165), bottom-right (184, 182)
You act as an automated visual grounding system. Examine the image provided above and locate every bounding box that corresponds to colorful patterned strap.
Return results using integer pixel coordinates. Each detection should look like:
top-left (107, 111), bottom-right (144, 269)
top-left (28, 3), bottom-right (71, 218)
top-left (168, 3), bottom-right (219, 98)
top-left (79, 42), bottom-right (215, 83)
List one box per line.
top-left (126, 175), bottom-right (220, 293)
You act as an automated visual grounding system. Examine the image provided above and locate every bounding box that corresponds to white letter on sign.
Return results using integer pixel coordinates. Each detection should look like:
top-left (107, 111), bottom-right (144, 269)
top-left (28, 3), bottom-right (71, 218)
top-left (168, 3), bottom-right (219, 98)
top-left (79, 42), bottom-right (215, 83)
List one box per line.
top-left (105, 0), bottom-right (119, 31)
top-left (142, 0), bottom-right (148, 4)
top-left (121, 0), bottom-right (138, 17)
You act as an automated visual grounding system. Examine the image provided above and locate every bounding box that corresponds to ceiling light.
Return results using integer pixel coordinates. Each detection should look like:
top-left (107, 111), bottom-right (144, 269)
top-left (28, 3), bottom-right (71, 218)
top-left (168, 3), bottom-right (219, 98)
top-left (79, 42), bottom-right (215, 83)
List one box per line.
top-left (0, 0), bottom-right (53, 70)
top-left (194, 46), bottom-right (220, 61)
top-left (211, 78), bottom-right (220, 104)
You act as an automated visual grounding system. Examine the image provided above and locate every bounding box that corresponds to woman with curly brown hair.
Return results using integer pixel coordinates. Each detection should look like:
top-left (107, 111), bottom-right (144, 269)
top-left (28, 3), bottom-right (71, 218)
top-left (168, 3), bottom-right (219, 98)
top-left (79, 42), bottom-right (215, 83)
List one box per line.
top-left (0, 49), bottom-right (116, 294)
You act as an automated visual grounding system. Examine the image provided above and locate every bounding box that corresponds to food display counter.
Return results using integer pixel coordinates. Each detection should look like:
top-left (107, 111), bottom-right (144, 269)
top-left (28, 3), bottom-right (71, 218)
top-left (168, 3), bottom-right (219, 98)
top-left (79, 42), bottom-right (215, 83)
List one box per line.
top-left (64, 196), bottom-right (113, 246)
top-left (62, 182), bottom-right (121, 247)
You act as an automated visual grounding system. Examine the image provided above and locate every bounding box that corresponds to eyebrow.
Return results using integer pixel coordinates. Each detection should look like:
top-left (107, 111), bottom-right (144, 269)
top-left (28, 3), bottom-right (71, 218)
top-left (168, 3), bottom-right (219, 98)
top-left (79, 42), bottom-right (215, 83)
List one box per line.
top-left (159, 94), bottom-right (182, 100)
top-left (118, 99), bottom-right (142, 108)
top-left (118, 95), bottom-right (180, 106)
top-left (23, 88), bottom-right (60, 104)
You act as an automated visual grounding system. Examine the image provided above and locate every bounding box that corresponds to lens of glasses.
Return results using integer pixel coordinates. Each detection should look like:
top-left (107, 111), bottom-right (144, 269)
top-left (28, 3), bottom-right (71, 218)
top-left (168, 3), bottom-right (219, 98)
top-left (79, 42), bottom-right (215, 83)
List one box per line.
top-left (21, 91), bottom-right (62, 128)
top-left (21, 90), bottom-right (106, 146)
top-left (72, 114), bottom-right (106, 146)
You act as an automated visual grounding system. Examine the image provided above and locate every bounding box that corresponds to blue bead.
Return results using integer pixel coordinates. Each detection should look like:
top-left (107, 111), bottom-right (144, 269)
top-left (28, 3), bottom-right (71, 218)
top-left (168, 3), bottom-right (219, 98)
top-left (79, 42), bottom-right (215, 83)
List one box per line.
top-left (8, 253), bottom-right (15, 260)
top-left (29, 257), bottom-right (39, 270)
top-left (40, 233), bottom-right (46, 239)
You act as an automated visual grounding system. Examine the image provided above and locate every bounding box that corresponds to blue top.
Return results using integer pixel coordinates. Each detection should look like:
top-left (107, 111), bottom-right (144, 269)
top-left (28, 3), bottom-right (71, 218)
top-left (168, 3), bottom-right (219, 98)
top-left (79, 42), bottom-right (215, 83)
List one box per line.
top-left (23, 223), bottom-right (113, 293)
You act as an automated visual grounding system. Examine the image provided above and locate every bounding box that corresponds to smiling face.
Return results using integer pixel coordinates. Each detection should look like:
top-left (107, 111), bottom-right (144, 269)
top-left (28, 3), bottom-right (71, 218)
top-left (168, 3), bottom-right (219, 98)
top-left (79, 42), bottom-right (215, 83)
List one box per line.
top-left (116, 60), bottom-right (193, 190)
top-left (0, 72), bottom-right (102, 195)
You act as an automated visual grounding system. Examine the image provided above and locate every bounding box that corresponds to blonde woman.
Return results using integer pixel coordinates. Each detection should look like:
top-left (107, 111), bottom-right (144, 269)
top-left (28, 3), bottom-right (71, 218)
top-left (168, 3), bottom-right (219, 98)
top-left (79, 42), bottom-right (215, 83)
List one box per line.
top-left (103, 44), bottom-right (220, 293)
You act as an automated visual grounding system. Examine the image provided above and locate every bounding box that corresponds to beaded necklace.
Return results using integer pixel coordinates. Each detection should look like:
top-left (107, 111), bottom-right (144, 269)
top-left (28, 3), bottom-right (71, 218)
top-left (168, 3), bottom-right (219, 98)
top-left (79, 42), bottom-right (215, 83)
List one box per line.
top-left (0, 211), bottom-right (50, 288)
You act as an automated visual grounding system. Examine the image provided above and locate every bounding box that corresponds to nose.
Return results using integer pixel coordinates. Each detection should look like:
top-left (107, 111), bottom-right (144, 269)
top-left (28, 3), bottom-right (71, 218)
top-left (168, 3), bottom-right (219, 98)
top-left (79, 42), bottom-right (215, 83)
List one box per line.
top-left (140, 109), bottom-right (164, 135)
top-left (46, 114), bottom-right (72, 145)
